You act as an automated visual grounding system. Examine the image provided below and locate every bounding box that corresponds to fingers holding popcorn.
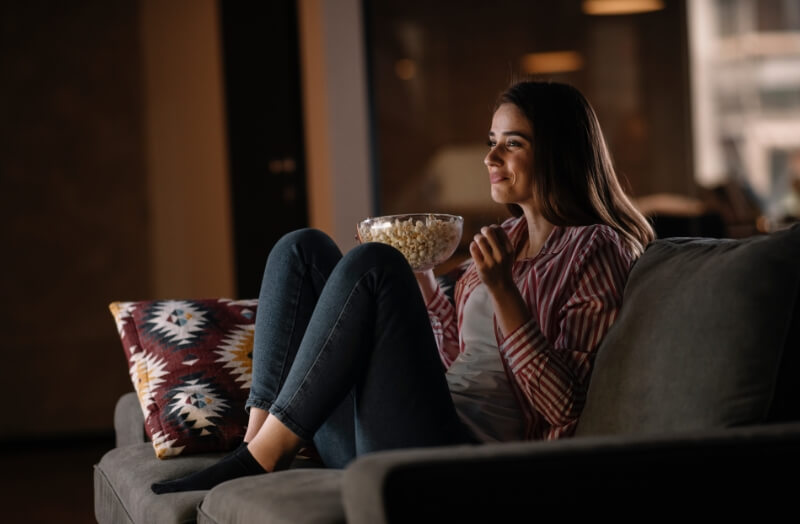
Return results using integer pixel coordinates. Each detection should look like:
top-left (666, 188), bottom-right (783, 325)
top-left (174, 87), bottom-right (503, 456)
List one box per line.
top-left (471, 225), bottom-right (515, 289)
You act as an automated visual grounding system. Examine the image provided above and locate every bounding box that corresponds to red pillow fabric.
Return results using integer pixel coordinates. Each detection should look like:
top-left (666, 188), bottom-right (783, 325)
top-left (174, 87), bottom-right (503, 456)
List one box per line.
top-left (109, 298), bottom-right (257, 458)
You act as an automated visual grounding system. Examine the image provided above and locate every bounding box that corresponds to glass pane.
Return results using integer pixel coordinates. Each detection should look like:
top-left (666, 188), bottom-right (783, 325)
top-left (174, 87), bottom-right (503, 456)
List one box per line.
top-left (366, 0), bottom-right (695, 252)
top-left (690, 0), bottom-right (800, 233)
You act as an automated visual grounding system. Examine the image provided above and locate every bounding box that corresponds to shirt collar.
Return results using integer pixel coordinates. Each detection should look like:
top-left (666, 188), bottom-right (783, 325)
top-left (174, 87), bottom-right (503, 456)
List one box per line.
top-left (540, 225), bottom-right (570, 254)
top-left (508, 216), bottom-right (570, 257)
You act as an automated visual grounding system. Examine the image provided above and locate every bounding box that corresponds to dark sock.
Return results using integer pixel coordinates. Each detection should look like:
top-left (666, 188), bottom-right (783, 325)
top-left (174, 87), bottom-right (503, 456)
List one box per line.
top-left (151, 443), bottom-right (266, 494)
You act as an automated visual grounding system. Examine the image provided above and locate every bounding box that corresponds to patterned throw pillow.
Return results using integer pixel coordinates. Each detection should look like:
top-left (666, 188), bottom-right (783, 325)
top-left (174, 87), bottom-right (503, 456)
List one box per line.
top-left (109, 298), bottom-right (257, 459)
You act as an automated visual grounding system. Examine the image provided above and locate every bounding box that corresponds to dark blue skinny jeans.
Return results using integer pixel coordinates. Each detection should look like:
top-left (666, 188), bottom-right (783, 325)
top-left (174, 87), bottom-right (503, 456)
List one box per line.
top-left (245, 229), bottom-right (473, 468)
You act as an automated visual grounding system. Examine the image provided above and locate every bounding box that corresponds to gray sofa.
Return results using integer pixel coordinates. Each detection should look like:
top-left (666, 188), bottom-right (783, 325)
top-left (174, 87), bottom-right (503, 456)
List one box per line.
top-left (94, 224), bottom-right (800, 522)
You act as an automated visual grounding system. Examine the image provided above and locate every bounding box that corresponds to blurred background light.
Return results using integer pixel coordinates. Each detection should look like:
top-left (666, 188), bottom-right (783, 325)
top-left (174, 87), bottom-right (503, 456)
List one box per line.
top-left (583, 0), bottom-right (665, 15)
top-left (520, 51), bottom-right (584, 74)
top-left (394, 58), bottom-right (417, 80)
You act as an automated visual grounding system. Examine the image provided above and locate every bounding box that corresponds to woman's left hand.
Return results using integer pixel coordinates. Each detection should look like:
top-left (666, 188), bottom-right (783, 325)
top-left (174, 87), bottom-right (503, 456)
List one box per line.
top-left (470, 225), bottom-right (515, 291)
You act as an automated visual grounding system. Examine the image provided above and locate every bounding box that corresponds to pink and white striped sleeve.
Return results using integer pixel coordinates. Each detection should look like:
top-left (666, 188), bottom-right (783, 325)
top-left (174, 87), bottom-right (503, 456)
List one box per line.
top-left (425, 286), bottom-right (460, 368)
top-left (499, 229), bottom-right (632, 433)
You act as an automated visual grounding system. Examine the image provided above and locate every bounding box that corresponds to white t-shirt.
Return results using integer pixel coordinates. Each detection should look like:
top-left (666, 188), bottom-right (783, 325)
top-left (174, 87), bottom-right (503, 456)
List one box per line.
top-left (445, 283), bottom-right (524, 442)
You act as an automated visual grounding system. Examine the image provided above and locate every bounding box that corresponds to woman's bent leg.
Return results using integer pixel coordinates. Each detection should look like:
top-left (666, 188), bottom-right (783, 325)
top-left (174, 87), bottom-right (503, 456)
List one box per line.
top-left (246, 228), bottom-right (342, 415)
top-left (152, 228), bottom-right (342, 494)
top-left (270, 242), bottom-right (470, 468)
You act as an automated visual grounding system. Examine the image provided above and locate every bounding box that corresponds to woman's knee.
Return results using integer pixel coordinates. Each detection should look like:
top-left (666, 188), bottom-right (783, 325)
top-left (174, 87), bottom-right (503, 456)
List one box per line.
top-left (342, 242), bottom-right (410, 274)
top-left (270, 228), bottom-right (339, 263)
top-left (275, 228), bottom-right (332, 251)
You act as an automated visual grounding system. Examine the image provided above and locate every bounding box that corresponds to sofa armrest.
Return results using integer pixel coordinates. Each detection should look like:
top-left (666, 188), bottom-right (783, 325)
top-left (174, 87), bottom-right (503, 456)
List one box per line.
top-left (342, 422), bottom-right (800, 522)
top-left (113, 391), bottom-right (147, 448)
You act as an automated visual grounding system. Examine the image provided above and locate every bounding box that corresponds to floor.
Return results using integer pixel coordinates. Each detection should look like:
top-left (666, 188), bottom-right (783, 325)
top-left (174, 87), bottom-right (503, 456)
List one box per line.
top-left (0, 434), bottom-right (113, 523)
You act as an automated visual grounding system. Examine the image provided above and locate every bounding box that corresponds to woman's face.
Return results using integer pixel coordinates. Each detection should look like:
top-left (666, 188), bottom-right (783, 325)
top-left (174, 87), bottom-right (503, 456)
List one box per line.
top-left (484, 103), bottom-right (536, 209)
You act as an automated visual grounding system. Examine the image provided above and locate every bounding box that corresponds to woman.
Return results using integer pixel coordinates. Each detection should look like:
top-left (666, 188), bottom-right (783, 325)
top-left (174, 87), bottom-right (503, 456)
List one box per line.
top-left (152, 80), bottom-right (654, 494)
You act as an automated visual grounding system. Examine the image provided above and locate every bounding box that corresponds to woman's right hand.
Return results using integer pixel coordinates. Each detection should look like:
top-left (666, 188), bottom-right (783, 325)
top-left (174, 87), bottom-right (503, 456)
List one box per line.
top-left (469, 225), bottom-right (515, 292)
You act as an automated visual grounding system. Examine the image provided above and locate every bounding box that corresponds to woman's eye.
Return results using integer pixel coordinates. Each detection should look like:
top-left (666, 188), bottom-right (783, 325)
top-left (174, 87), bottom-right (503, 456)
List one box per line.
top-left (506, 140), bottom-right (520, 148)
top-left (486, 140), bottom-right (496, 148)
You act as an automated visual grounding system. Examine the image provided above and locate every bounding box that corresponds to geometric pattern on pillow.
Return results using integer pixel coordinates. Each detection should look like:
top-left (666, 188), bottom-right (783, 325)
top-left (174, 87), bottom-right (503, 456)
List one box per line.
top-left (109, 298), bottom-right (257, 459)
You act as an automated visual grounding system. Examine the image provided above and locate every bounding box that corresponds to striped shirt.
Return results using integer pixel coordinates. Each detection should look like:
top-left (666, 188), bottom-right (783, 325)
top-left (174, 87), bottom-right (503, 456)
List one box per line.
top-left (426, 216), bottom-right (635, 441)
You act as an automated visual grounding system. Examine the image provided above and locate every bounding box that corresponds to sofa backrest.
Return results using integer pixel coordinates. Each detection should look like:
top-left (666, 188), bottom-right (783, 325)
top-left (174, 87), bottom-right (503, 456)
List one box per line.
top-left (575, 223), bottom-right (800, 438)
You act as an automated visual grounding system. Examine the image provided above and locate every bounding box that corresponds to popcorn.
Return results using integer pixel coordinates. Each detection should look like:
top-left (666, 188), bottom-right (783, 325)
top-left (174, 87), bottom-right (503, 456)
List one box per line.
top-left (357, 214), bottom-right (463, 271)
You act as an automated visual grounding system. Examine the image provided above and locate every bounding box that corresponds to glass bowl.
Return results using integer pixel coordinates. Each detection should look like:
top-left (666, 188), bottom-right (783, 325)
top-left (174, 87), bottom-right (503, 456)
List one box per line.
top-left (356, 213), bottom-right (464, 271)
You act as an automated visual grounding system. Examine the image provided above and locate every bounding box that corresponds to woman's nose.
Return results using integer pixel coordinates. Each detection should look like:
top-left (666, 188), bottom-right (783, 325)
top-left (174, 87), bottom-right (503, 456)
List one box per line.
top-left (484, 148), bottom-right (500, 167)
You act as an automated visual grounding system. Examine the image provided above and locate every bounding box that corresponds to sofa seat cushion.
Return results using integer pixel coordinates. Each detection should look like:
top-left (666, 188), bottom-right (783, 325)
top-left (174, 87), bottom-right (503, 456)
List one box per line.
top-left (197, 469), bottom-right (344, 524)
top-left (577, 224), bottom-right (800, 437)
top-left (94, 442), bottom-right (225, 524)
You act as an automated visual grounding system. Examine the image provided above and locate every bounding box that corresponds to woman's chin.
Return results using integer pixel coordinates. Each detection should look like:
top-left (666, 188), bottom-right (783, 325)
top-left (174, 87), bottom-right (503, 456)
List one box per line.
top-left (490, 188), bottom-right (511, 205)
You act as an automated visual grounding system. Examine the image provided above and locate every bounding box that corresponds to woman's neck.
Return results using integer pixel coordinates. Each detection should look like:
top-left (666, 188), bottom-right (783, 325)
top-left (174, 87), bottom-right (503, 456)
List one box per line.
top-left (519, 208), bottom-right (554, 259)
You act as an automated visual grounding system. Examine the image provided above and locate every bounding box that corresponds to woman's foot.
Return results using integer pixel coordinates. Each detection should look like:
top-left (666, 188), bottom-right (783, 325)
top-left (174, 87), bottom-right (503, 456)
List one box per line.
top-left (151, 443), bottom-right (266, 494)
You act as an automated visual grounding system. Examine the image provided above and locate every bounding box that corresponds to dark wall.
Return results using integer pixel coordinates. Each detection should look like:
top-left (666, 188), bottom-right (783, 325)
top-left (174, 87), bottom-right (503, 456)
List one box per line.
top-left (219, 0), bottom-right (309, 300)
top-left (0, 1), bottom-right (147, 438)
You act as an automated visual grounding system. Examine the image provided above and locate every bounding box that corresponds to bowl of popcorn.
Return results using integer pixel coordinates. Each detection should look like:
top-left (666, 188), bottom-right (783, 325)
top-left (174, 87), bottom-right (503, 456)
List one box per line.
top-left (356, 213), bottom-right (464, 271)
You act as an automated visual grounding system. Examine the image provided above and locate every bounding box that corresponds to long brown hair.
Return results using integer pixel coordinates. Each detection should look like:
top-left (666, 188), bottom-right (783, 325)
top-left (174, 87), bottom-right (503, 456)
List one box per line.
top-left (497, 80), bottom-right (654, 256)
